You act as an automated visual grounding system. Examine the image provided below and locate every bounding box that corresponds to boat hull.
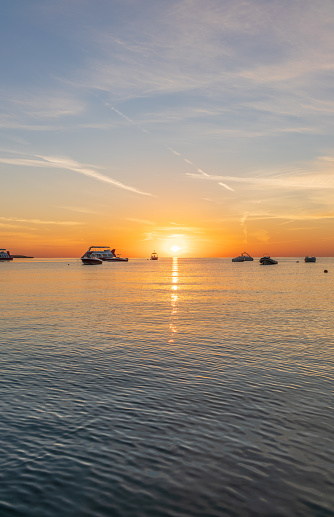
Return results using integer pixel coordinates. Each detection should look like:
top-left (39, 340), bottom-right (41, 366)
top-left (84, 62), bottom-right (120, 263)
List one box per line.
top-left (80, 246), bottom-right (128, 262)
top-left (102, 257), bottom-right (128, 262)
top-left (81, 258), bottom-right (103, 265)
top-left (232, 252), bottom-right (253, 262)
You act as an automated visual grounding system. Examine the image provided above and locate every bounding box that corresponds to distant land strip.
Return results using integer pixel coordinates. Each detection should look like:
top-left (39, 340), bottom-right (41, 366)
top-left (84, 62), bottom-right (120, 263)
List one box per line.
top-left (12, 255), bottom-right (34, 258)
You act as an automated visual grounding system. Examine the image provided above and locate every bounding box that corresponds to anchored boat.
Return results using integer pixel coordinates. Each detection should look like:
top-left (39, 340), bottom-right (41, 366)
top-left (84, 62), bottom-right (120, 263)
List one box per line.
top-left (305, 256), bottom-right (316, 263)
top-left (259, 255), bottom-right (278, 265)
top-left (81, 251), bottom-right (103, 265)
top-left (81, 246), bottom-right (128, 263)
top-left (232, 252), bottom-right (253, 262)
top-left (0, 249), bottom-right (13, 261)
top-left (150, 251), bottom-right (158, 260)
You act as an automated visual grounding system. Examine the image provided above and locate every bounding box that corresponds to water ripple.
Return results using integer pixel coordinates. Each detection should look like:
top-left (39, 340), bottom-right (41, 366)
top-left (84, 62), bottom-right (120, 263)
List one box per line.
top-left (1, 258), bottom-right (334, 516)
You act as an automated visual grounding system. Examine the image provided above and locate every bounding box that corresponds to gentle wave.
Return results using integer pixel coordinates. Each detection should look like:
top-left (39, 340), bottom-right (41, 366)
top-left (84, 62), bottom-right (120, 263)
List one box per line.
top-left (1, 258), bottom-right (334, 516)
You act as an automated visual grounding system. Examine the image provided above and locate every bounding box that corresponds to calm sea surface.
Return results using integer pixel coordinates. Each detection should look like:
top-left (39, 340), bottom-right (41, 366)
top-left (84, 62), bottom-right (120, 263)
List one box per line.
top-left (1, 257), bottom-right (333, 517)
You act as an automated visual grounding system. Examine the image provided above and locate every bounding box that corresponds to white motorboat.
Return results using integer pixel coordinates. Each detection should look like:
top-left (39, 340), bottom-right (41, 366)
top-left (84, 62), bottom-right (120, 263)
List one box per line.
top-left (305, 256), bottom-right (316, 263)
top-left (0, 249), bottom-right (13, 261)
top-left (81, 246), bottom-right (128, 262)
top-left (259, 255), bottom-right (278, 265)
top-left (232, 252), bottom-right (253, 262)
top-left (81, 251), bottom-right (103, 265)
top-left (150, 251), bottom-right (158, 260)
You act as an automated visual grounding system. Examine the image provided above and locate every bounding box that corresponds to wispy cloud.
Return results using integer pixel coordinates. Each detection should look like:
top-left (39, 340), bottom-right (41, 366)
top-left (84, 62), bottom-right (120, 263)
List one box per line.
top-left (56, 206), bottom-right (98, 215)
top-left (0, 152), bottom-right (153, 196)
top-left (126, 218), bottom-right (155, 225)
top-left (141, 223), bottom-right (205, 241)
top-left (187, 167), bottom-right (334, 191)
top-left (39, 155), bottom-right (153, 196)
top-left (0, 217), bottom-right (82, 226)
top-left (219, 182), bottom-right (235, 192)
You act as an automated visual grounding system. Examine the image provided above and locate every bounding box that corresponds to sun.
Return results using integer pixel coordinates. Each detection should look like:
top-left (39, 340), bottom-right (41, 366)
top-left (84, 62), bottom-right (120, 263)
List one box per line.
top-left (171, 245), bottom-right (181, 254)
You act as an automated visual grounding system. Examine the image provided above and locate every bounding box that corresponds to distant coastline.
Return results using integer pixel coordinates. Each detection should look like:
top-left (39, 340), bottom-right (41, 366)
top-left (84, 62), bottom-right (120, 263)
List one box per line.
top-left (11, 255), bottom-right (34, 259)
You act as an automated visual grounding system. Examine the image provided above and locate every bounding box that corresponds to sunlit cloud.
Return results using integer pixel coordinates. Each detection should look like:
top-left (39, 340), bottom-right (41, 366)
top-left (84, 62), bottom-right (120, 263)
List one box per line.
top-left (0, 217), bottom-right (82, 226)
top-left (250, 230), bottom-right (270, 243)
top-left (56, 206), bottom-right (98, 215)
top-left (240, 213), bottom-right (248, 243)
top-left (187, 168), bottom-right (334, 191)
top-left (141, 224), bottom-right (205, 242)
top-left (219, 182), bottom-right (235, 192)
top-left (126, 218), bottom-right (155, 225)
top-left (39, 155), bottom-right (153, 196)
top-left (168, 147), bottom-right (181, 157)
top-left (0, 222), bottom-right (31, 229)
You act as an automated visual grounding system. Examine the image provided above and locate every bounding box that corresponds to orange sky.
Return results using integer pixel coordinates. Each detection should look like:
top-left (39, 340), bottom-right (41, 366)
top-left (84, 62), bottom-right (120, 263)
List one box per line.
top-left (1, 2), bottom-right (334, 258)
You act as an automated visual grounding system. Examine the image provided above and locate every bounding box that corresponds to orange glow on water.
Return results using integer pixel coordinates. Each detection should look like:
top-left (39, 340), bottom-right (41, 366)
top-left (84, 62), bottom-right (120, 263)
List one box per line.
top-left (169, 257), bottom-right (179, 340)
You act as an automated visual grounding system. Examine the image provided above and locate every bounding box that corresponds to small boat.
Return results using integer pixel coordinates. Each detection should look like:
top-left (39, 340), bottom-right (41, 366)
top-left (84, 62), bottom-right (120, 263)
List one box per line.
top-left (81, 251), bottom-right (103, 265)
top-left (305, 256), bottom-right (316, 263)
top-left (232, 252), bottom-right (253, 262)
top-left (259, 255), bottom-right (278, 265)
top-left (150, 251), bottom-right (158, 260)
top-left (81, 246), bottom-right (128, 262)
top-left (0, 249), bottom-right (13, 261)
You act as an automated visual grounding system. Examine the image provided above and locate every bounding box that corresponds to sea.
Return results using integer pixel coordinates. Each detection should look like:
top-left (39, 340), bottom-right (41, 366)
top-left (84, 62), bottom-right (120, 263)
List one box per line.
top-left (1, 257), bottom-right (333, 517)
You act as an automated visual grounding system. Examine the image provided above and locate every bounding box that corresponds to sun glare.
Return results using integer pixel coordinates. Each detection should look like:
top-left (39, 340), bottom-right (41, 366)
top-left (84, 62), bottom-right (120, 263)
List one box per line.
top-left (171, 245), bottom-right (181, 253)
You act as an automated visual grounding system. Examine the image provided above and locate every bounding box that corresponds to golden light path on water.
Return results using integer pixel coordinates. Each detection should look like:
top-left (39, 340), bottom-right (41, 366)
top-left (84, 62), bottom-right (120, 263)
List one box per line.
top-left (169, 257), bottom-right (178, 341)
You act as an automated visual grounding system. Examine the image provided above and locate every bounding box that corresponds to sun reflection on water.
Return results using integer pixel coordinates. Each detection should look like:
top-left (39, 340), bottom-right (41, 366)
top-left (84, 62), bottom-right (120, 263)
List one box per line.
top-left (169, 257), bottom-right (179, 341)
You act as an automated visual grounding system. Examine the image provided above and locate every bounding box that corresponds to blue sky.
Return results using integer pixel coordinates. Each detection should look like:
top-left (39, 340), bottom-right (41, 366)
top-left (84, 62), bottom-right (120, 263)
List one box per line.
top-left (1, 0), bottom-right (334, 256)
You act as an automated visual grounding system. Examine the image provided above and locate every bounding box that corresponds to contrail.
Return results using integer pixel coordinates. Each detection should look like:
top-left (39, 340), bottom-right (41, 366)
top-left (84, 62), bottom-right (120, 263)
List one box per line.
top-left (108, 102), bottom-right (235, 192)
top-left (0, 153), bottom-right (153, 196)
top-left (111, 107), bottom-right (150, 134)
top-left (219, 182), bottom-right (235, 192)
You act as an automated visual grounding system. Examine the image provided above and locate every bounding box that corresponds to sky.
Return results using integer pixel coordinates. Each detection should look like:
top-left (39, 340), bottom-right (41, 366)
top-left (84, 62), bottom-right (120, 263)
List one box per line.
top-left (1, 0), bottom-right (334, 258)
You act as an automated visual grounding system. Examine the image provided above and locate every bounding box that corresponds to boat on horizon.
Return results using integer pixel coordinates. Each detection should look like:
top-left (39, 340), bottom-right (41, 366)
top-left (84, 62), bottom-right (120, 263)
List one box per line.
top-left (150, 251), bottom-right (158, 260)
top-left (81, 246), bottom-right (128, 263)
top-left (0, 249), bottom-right (13, 261)
top-left (259, 255), bottom-right (278, 265)
top-left (232, 252), bottom-right (253, 262)
top-left (305, 256), bottom-right (316, 263)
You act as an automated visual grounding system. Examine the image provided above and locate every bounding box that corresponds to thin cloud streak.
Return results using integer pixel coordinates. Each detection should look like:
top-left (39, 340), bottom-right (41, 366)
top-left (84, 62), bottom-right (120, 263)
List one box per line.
top-left (56, 206), bottom-right (98, 215)
top-left (0, 217), bottom-right (82, 226)
top-left (187, 169), bottom-right (334, 190)
top-left (126, 218), bottom-right (155, 225)
top-left (219, 182), bottom-right (235, 192)
top-left (0, 154), bottom-right (153, 196)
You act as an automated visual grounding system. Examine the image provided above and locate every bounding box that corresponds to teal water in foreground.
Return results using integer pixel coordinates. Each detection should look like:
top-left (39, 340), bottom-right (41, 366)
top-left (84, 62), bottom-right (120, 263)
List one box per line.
top-left (1, 257), bottom-right (333, 517)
